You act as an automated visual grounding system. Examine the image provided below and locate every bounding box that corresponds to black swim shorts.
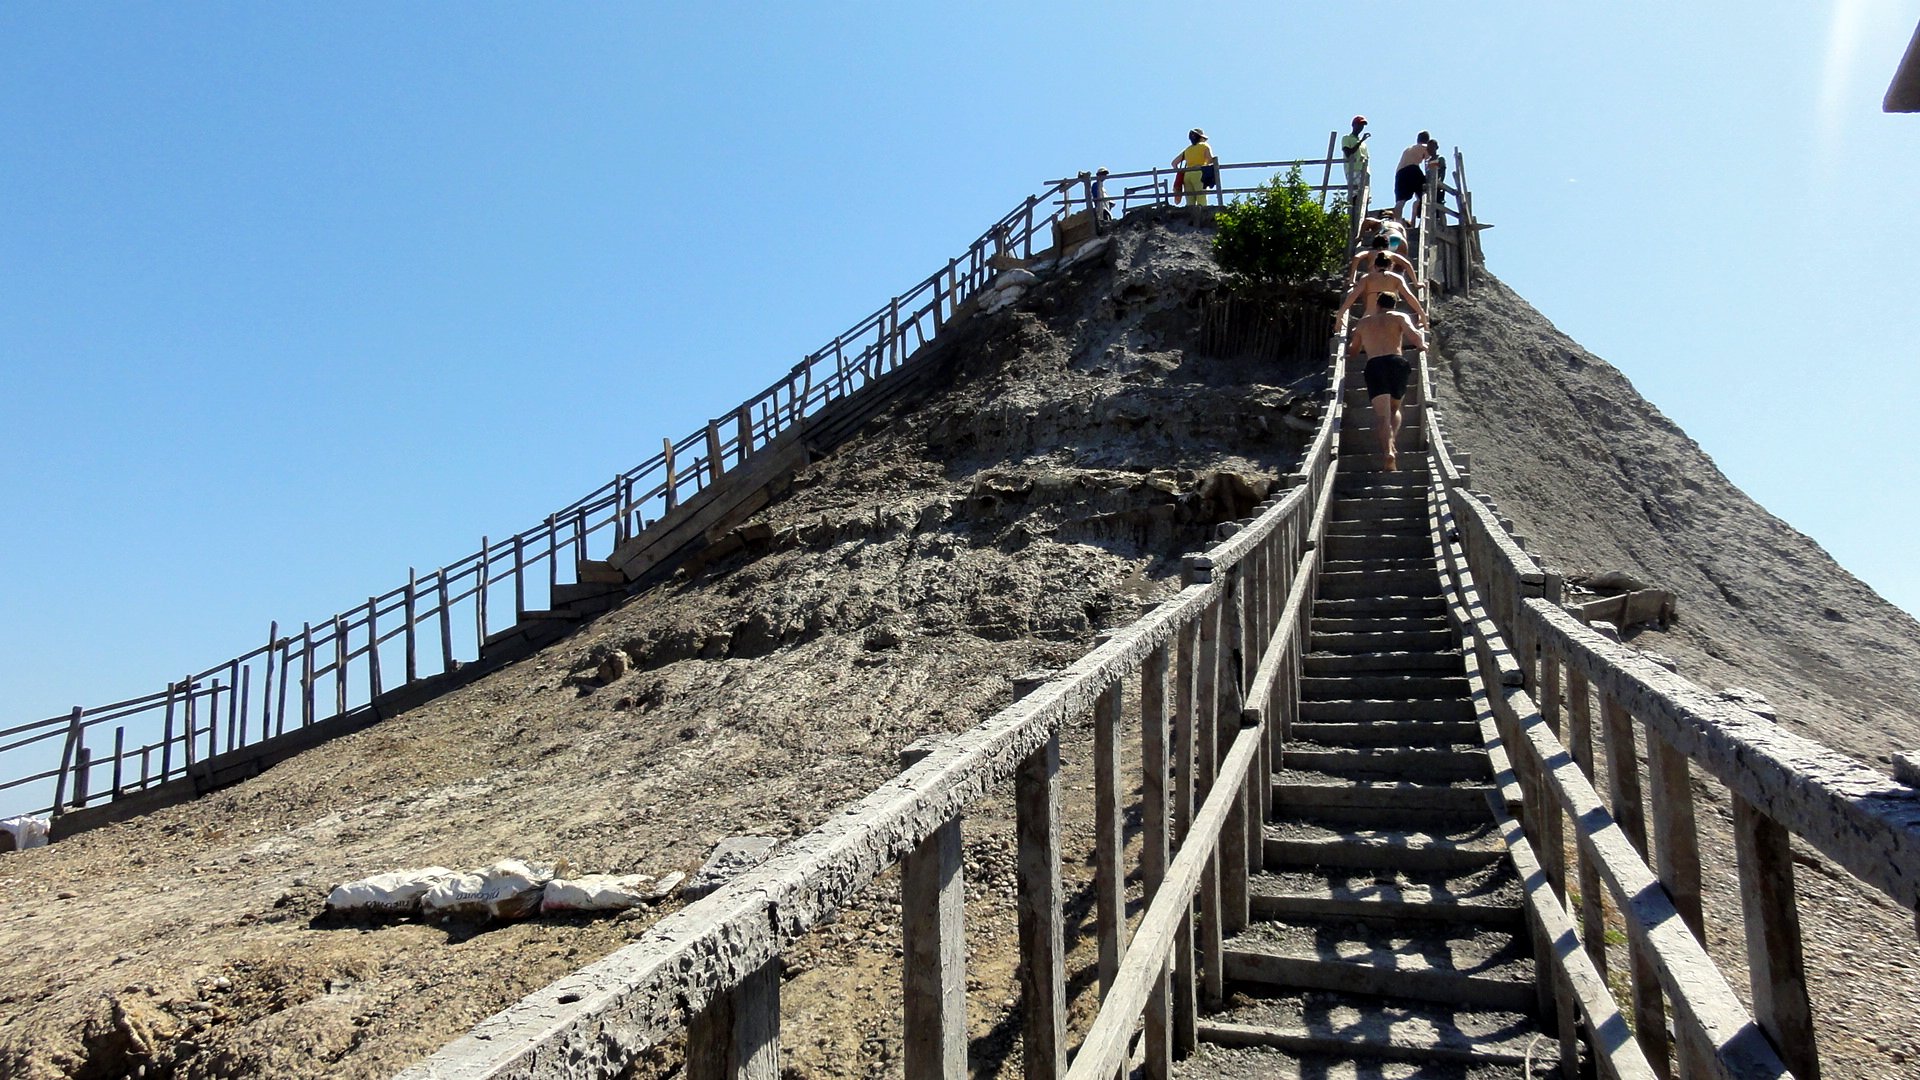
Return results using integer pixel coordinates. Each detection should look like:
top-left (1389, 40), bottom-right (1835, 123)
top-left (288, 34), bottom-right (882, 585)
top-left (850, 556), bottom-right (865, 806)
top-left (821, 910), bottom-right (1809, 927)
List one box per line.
top-left (1364, 353), bottom-right (1412, 400)
top-left (1394, 164), bottom-right (1424, 203)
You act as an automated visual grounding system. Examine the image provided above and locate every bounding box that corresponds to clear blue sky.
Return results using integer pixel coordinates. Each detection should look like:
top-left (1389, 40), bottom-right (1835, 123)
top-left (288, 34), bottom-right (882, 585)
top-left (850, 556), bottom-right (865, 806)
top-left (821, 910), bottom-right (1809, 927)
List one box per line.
top-left (4, 2), bottom-right (1916, 735)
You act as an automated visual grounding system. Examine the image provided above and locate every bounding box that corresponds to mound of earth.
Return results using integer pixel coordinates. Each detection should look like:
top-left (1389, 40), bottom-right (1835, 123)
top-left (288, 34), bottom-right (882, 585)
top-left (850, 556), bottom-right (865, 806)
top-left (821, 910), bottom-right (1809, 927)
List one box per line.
top-left (1434, 274), bottom-right (1920, 1077)
top-left (0, 212), bottom-right (1331, 1080)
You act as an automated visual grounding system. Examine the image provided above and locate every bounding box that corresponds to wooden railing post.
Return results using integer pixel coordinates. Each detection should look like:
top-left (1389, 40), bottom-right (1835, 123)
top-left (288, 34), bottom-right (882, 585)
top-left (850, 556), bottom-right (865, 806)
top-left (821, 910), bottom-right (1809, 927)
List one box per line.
top-left (1139, 644), bottom-right (1173, 1080)
top-left (1186, 555), bottom-right (1225, 1005)
top-left (1014, 674), bottom-right (1066, 1080)
top-left (900, 739), bottom-right (966, 1080)
top-left (1093, 683), bottom-right (1126, 997)
top-left (52, 706), bottom-right (83, 812)
top-left (706, 420), bottom-right (725, 484)
top-left (1171, 618), bottom-right (1199, 1055)
top-left (686, 957), bottom-right (780, 1080)
top-left (1564, 661), bottom-right (1608, 979)
top-left (1601, 688), bottom-right (1671, 1077)
top-left (1732, 796), bottom-right (1820, 1080)
top-left (404, 571), bottom-right (419, 684)
top-left (663, 437), bottom-right (680, 510)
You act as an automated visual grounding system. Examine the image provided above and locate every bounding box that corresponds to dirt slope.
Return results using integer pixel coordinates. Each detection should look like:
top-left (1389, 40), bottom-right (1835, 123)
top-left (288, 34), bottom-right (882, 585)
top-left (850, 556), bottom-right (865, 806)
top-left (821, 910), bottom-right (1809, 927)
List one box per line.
top-left (1434, 274), bottom-right (1920, 1076)
top-left (0, 212), bottom-right (1328, 1080)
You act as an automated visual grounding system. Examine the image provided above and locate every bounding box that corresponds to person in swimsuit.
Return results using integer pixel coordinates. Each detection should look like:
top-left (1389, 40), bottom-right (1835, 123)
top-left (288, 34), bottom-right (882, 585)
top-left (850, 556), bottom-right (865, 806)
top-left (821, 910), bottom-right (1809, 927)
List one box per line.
top-left (1349, 291), bottom-right (1426, 472)
top-left (1359, 210), bottom-right (1408, 253)
top-left (1392, 130), bottom-right (1432, 220)
top-left (1340, 255), bottom-right (1425, 328)
top-left (1347, 235), bottom-right (1414, 285)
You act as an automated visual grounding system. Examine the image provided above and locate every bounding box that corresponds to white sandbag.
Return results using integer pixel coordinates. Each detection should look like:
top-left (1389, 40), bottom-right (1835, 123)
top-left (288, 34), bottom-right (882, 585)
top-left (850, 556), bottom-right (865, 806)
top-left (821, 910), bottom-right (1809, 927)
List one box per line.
top-left (325, 867), bottom-right (458, 915)
top-left (992, 268), bottom-right (1039, 289)
top-left (420, 859), bottom-right (554, 921)
top-left (0, 815), bottom-right (50, 851)
top-left (541, 870), bottom-right (685, 913)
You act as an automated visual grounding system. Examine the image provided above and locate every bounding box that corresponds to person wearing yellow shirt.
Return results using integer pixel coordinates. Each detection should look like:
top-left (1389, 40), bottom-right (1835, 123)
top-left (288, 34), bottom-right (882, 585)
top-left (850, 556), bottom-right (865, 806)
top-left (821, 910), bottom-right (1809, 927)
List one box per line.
top-left (1171, 128), bottom-right (1217, 207)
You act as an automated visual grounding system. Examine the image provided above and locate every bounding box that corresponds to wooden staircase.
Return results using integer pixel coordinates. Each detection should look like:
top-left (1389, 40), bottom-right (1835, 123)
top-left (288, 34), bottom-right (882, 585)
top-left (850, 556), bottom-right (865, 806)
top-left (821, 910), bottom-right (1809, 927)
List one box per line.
top-left (1184, 372), bottom-right (1568, 1078)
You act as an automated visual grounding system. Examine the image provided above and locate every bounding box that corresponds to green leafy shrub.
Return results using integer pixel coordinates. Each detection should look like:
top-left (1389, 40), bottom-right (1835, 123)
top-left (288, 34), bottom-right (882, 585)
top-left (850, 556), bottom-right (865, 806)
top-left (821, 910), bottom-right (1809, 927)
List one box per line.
top-left (1212, 167), bottom-right (1349, 285)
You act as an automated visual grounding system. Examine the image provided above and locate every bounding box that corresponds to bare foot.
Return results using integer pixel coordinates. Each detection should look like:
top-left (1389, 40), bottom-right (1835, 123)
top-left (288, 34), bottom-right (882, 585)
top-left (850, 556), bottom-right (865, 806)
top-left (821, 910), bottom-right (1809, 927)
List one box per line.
top-left (1384, 451), bottom-right (1398, 472)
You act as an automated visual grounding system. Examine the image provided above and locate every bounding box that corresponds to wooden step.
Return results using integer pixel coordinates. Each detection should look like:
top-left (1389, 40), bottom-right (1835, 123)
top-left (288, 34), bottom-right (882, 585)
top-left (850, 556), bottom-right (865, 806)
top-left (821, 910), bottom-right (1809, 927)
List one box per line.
top-left (1316, 570), bottom-right (1442, 600)
top-left (1223, 921), bottom-right (1537, 1011)
top-left (1176, 1042), bottom-right (1555, 1080)
top-left (1309, 614), bottom-right (1450, 635)
top-left (1321, 534), bottom-right (1432, 560)
top-left (1274, 774), bottom-right (1494, 822)
top-left (576, 559), bottom-right (627, 585)
top-left (1323, 556), bottom-right (1434, 575)
top-left (1299, 674), bottom-right (1469, 700)
top-left (1263, 821), bottom-right (1507, 872)
top-left (1297, 698), bottom-right (1472, 723)
top-left (1309, 629), bottom-right (1456, 654)
top-left (1199, 988), bottom-right (1551, 1068)
top-left (1249, 865), bottom-right (1522, 928)
top-left (1282, 747), bottom-right (1489, 783)
top-left (1289, 719), bottom-right (1481, 747)
top-left (1323, 516), bottom-right (1428, 537)
top-left (1304, 651), bottom-right (1463, 676)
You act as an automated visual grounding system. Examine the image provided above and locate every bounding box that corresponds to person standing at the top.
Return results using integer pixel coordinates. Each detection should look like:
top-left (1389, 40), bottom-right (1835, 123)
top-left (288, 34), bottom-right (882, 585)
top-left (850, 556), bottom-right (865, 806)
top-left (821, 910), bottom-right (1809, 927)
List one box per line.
top-left (1172, 128), bottom-right (1217, 207)
top-left (1340, 116), bottom-right (1370, 203)
top-left (1392, 130), bottom-right (1431, 220)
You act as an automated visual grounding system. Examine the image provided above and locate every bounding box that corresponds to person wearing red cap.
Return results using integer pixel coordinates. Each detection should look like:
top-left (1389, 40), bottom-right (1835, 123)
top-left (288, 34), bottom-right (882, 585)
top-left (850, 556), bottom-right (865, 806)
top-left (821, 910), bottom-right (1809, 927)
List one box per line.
top-left (1340, 115), bottom-right (1370, 204)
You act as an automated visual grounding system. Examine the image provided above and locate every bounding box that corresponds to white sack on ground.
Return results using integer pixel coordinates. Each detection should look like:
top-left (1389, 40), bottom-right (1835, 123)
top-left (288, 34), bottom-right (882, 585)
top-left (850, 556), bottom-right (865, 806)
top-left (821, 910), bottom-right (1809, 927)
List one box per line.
top-left (0, 816), bottom-right (50, 851)
top-left (419, 859), bottom-right (554, 921)
top-left (325, 867), bottom-right (458, 915)
top-left (541, 870), bottom-right (685, 913)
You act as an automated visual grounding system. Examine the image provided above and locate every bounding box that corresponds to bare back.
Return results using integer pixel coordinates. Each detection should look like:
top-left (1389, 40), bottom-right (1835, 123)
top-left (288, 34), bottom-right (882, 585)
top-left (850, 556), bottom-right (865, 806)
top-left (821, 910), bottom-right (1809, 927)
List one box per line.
top-left (1352, 309), bottom-right (1422, 359)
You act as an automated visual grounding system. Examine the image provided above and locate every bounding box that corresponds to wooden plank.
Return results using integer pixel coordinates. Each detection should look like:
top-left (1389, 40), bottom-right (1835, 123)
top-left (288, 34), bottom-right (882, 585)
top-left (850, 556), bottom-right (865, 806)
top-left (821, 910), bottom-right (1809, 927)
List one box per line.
top-left (52, 707), bottom-right (82, 811)
top-left (1648, 731), bottom-right (1704, 942)
top-left (663, 437), bottom-right (679, 510)
top-left (900, 740), bottom-right (966, 1080)
top-left (1061, 724), bottom-right (1262, 1080)
top-left (685, 957), bottom-right (780, 1080)
top-left (261, 620), bottom-right (280, 741)
top-left (237, 665), bottom-right (252, 750)
top-left (1600, 690), bottom-right (1668, 1074)
top-left (1491, 682), bottom-right (1791, 1080)
top-left (1094, 683), bottom-right (1125, 997)
top-left (1139, 644), bottom-right (1172, 1080)
top-left (333, 614), bottom-right (347, 718)
top-left (405, 570), bottom-right (419, 684)
top-left (1732, 796), bottom-right (1820, 1080)
top-left (514, 534), bottom-right (527, 620)
top-left (736, 404), bottom-right (753, 463)
top-left (111, 726), bottom-right (125, 798)
top-left (476, 540), bottom-right (490, 646)
top-left (1171, 619), bottom-right (1198, 1055)
top-left (359, 605), bottom-right (380, 705)
top-left (1017, 732), bottom-right (1066, 1080)
top-left (301, 623), bottom-right (316, 728)
top-left (436, 572), bottom-right (455, 675)
top-left (1566, 663), bottom-right (1607, 977)
top-left (706, 420), bottom-right (725, 484)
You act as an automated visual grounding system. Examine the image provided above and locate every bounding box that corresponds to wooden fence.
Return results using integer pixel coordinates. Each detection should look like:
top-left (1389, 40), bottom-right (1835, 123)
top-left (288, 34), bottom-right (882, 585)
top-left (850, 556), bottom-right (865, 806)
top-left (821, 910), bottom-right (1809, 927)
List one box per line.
top-left (1416, 277), bottom-right (1920, 1077)
top-left (0, 148), bottom-right (1350, 827)
top-left (397, 316), bottom-right (1350, 1080)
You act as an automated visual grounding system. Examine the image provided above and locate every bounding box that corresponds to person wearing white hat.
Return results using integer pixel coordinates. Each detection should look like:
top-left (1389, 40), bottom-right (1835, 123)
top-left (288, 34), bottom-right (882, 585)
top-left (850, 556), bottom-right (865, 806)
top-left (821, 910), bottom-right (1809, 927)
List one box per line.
top-left (1171, 128), bottom-right (1216, 207)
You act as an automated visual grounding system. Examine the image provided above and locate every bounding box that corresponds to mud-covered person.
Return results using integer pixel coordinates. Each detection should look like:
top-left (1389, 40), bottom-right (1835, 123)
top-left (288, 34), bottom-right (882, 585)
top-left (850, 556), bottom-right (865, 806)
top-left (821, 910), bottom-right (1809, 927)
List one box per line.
top-left (1171, 128), bottom-right (1217, 207)
top-left (1357, 209), bottom-right (1408, 254)
top-left (1392, 130), bottom-right (1432, 221)
top-left (1347, 235), bottom-right (1413, 285)
top-left (1340, 254), bottom-right (1425, 329)
top-left (1348, 292), bottom-right (1425, 472)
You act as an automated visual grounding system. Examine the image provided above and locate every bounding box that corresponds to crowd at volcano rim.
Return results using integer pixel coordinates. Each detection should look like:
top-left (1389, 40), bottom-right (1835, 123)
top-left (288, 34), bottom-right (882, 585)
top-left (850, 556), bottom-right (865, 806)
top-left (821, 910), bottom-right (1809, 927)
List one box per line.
top-left (1151, 120), bottom-right (1443, 473)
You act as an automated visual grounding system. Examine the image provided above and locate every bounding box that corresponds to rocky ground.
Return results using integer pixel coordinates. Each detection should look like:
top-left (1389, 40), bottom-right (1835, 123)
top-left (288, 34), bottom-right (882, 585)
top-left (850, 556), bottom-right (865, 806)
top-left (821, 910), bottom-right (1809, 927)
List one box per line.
top-left (1433, 274), bottom-right (1920, 1077)
top-left (0, 211), bottom-right (1328, 1079)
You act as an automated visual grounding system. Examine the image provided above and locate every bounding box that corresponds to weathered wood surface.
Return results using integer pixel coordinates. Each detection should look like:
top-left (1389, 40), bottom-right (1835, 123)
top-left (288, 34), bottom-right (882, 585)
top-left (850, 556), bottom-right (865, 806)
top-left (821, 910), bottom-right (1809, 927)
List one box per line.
top-left (1062, 722), bottom-right (1263, 1080)
top-left (1523, 596), bottom-right (1920, 912)
top-left (900, 740), bottom-right (966, 1080)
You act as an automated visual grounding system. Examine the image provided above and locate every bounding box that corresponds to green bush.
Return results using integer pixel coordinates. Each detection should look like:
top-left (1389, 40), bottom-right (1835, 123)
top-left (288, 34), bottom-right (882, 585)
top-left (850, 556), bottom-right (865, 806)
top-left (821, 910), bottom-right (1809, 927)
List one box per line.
top-left (1212, 167), bottom-right (1349, 285)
